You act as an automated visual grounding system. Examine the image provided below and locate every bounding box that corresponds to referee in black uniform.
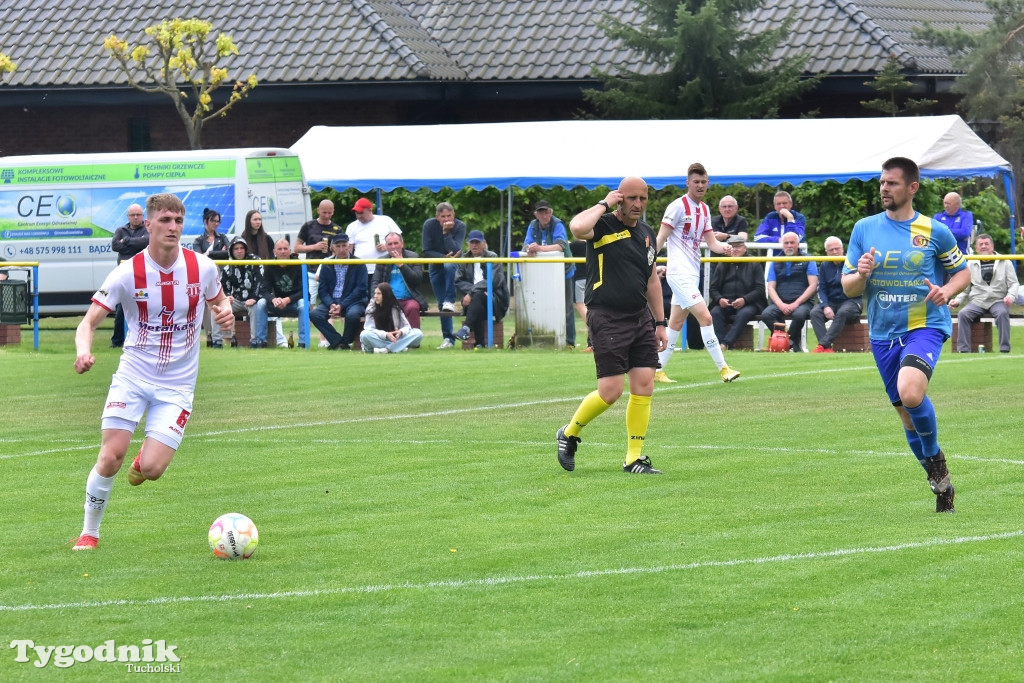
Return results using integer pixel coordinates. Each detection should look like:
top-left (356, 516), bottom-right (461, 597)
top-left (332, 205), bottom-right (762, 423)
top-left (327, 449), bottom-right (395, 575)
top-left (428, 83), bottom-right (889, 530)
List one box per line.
top-left (555, 176), bottom-right (668, 474)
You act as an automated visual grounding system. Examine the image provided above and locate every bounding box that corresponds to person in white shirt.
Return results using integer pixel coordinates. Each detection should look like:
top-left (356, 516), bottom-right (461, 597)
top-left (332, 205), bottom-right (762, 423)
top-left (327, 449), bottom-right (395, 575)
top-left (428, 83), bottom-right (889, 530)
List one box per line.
top-left (346, 197), bottom-right (401, 293)
top-left (71, 193), bottom-right (233, 551)
top-left (654, 162), bottom-right (740, 384)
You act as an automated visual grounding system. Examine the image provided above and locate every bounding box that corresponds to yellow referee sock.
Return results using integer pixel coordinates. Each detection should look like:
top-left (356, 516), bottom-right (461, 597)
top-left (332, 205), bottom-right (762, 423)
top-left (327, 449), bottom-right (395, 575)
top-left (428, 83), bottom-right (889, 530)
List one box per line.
top-left (565, 391), bottom-right (612, 438)
top-left (624, 393), bottom-right (651, 465)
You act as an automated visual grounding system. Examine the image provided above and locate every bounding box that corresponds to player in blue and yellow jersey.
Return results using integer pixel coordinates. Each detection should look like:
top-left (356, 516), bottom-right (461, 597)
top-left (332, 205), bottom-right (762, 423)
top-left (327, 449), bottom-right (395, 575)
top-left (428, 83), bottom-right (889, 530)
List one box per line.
top-left (842, 157), bottom-right (969, 513)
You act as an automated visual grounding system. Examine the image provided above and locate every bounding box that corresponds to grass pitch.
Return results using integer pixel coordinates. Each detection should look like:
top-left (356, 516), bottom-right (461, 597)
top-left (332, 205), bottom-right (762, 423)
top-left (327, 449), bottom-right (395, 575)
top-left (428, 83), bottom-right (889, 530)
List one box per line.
top-left (2, 321), bottom-right (1023, 680)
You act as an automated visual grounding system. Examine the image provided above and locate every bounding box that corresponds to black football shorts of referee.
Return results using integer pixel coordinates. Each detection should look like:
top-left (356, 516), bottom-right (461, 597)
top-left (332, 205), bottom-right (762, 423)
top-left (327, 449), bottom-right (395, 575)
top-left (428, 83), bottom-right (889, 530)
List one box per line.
top-left (556, 176), bottom-right (669, 474)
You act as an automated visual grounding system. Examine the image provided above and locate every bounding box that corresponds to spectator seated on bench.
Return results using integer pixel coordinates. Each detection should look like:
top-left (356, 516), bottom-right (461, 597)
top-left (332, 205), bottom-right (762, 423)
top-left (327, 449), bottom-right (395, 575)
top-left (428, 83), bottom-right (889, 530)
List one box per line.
top-left (221, 237), bottom-right (267, 348)
top-left (709, 236), bottom-right (765, 350)
top-left (759, 232), bottom-right (818, 353)
top-left (254, 239), bottom-right (309, 348)
top-left (948, 233), bottom-right (1019, 353)
top-left (453, 231), bottom-right (510, 348)
top-left (810, 236), bottom-right (863, 353)
top-left (310, 234), bottom-right (368, 351)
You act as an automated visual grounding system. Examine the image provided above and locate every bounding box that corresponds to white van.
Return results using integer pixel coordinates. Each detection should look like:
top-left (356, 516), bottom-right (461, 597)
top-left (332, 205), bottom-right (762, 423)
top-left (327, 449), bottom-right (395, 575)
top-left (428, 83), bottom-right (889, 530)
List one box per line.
top-left (0, 148), bottom-right (312, 314)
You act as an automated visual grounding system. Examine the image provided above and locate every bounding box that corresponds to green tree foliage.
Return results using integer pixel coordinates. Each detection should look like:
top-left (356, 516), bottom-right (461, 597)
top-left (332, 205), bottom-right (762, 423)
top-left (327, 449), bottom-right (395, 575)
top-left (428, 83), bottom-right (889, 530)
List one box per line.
top-left (103, 19), bottom-right (258, 150)
top-left (917, 1), bottom-right (1024, 229)
top-left (861, 56), bottom-right (937, 116)
top-left (584, 0), bottom-right (817, 119)
top-left (918, 1), bottom-right (1024, 147)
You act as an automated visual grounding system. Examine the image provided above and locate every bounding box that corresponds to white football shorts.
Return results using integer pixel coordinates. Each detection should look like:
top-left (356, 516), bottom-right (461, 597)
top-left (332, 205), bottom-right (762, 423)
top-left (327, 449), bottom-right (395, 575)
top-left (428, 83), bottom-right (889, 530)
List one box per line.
top-left (101, 372), bottom-right (195, 450)
top-left (665, 273), bottom-right (705, 310)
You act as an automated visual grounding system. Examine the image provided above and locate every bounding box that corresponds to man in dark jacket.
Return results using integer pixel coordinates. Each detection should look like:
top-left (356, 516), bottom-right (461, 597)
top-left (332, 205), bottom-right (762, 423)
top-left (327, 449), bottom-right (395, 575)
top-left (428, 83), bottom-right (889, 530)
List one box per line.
top-left (370, 232), bottom-right (428, 330)
top-left (109, 204), bottom-right (148, 347)
top-left (310, 234), bottom-right (368, 350)
top-left (810, 236), bottom-right (862, 352)
top-left (453, 231), bottom-right (510, 348)
top-left (709, 236), bottom-right (766, 349)
top-left (254, 239), bottom-right (308, 348)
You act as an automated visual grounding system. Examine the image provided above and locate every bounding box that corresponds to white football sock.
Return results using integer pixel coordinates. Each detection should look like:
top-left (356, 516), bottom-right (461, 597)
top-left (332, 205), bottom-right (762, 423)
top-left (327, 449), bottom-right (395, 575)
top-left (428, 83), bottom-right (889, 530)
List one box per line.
top-left (702, 325), bottom-right (727, 369)
top-left (658, 326), bottom-right (682, 370)
top-left (82, 466), bottom-right (115, 538)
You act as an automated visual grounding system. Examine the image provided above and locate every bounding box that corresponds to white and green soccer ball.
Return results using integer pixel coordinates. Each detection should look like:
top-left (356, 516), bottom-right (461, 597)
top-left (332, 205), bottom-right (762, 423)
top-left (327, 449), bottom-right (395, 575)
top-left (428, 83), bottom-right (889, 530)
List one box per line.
top-left (208, 513), bottom-right (259, 560)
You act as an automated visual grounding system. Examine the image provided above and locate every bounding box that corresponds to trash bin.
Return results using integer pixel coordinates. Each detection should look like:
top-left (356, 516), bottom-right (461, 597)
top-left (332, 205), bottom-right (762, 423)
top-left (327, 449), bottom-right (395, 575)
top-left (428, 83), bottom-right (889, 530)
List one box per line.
top-left (0, 280), bottom-right (30, 325)
top-left (513, 251), bottom-right (566, 348)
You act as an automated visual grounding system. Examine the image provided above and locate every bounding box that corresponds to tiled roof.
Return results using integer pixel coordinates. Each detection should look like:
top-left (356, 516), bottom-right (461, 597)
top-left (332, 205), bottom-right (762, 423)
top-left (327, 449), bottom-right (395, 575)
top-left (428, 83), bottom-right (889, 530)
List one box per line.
top-left (744, 0), bottom-right (994, 74)
top-left (0, 0), bottom-right (995, 89)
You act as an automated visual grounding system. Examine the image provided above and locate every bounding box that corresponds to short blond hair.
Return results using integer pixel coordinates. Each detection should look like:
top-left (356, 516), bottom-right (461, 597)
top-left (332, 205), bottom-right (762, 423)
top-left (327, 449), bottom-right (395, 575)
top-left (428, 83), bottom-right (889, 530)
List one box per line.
top-left (147, 193), bottom-right (185, 217)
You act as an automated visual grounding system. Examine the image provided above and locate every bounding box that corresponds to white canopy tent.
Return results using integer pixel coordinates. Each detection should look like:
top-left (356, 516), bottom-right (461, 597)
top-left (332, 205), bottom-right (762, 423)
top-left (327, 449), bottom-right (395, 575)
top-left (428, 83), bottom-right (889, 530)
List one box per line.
top-left (292, 115), bottom-right (1015, 250)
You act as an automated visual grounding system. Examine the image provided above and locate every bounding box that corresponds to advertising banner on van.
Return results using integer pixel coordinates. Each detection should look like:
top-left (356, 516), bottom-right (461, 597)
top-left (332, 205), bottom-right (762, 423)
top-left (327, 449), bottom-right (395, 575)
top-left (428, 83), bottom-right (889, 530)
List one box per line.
top-left (0, 185), bottom-right (236, 241)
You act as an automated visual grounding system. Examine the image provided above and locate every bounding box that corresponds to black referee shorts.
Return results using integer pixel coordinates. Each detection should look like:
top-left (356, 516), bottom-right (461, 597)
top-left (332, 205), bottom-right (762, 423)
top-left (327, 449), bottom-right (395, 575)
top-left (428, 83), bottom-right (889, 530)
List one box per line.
top-left (587, 306), bottom-right (659, 379)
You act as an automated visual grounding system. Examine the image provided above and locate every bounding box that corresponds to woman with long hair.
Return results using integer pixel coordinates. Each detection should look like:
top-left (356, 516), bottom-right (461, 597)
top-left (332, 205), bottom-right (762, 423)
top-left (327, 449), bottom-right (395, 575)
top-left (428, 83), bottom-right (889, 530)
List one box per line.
top-left (243, 210), bottom-right (274, 260)
top-left (359, 282), bottom-right (423, 353)
top-left (193, 207), bottom-right (231, 347)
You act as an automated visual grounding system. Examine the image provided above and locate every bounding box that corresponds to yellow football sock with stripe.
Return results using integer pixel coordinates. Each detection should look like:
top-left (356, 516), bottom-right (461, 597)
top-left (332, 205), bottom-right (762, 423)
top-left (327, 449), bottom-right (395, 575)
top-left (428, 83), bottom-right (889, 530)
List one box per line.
top-left (565, 391), bottom-right (612, 438)
top-left (624, 393), bottom-right (651, 465)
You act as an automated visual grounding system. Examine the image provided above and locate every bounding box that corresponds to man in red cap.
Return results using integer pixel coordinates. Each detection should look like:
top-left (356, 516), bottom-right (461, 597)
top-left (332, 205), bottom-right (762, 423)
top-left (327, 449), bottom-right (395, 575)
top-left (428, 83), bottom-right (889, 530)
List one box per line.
top-left (346, 197), bottom-right (401, 297)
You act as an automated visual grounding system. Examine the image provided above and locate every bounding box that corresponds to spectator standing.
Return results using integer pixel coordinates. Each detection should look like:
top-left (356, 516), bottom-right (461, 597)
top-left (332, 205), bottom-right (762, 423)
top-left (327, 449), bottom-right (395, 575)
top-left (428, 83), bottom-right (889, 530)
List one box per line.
top-left (310, 234), bottom-right (368, 350)
top-left (754, 190), bottom-right (807, 243)
top-left (255, 239), bottom-right (309, 348)
top-left (933, 192), bottom-right (974, 256)
top-left (810, 236), bottom-right (863, 353)
top-left (453, 231), bottom-right (510, 348)
top-left (709, 235), bottom-right (766, 349)
top-left (71, 193), bottom-right (233, 550)
top-left (421, 201), bottom-right (466, 348)
top-left (347, 197), bottom-right (401, 287)
top-left (710, 195), bottom-right (749, 242)
top-left (109, 203), bottom-right (148, 347)
top-left (654, 162), bottom-right (740, 384)
top-left (242, 210), bottom-right (274, 260)
top-left (359, 282), bottom-right (424, 353)
top-left (221, 237), bottom-right (267, 345)
top-left (949, 233), bottom-right (1019, 352)
top-left (193, 207), bottom-right (231, 348)
top-left (569, 239), bottom-right (590, 350)
top-left (523, 200), bottom-right (576, 347)
top-left (842, 156), bottom-right (969, 513)
top-left (555, 177), bottom-right (668, 475)
top-left (760, 231), bottom-right (818, 352)
top-left (295, 199), bottom-right (343, 257)
top-left (370, 232), bottom-right (428, 334)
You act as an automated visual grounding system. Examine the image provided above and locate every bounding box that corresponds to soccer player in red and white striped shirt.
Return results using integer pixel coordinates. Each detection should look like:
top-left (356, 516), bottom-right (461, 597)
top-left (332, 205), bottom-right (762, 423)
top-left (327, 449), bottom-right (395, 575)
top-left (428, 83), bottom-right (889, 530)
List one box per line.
top-left (72, 193), bottom-right (233, 551)
top-left (654, 162), bottom-right (740, 384)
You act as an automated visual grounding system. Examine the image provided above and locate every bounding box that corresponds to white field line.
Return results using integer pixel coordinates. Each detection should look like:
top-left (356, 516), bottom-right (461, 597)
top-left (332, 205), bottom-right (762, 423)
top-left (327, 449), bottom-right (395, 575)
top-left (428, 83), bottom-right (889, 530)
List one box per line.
top-left (3, 359), bottom-right (1022, 466)
top-left (2, 530), bottom-right (1020, 613)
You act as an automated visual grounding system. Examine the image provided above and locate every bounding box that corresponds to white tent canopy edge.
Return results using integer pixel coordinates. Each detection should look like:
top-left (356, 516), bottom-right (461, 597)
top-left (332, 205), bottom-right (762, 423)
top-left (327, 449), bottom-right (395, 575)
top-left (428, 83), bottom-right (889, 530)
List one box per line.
top-left (291, 115), bottom-right (1016, 248)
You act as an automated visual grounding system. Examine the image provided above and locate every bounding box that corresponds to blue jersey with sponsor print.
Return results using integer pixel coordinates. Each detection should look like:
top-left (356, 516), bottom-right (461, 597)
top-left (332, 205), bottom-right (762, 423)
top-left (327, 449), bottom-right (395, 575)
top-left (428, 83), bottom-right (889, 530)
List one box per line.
top-left (843, 211), bottom-right (966, 341)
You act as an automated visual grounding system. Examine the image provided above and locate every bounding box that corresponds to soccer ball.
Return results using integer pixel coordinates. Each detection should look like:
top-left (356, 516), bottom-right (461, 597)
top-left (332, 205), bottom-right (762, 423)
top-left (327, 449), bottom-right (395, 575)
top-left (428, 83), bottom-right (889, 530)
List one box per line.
top-left (208, 513), bottom-right (259, 560)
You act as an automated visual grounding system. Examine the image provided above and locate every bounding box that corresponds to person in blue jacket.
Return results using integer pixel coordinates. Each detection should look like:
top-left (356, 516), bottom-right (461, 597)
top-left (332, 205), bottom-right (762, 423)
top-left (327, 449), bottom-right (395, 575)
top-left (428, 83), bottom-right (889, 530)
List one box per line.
top-left (754, 190), bottom-right (807, 243)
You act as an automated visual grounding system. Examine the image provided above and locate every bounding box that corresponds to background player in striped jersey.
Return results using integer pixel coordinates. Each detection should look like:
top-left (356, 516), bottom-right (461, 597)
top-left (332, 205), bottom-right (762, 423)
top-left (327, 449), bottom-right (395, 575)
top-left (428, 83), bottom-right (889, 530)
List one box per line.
top-left (654, 162), bottom-right (740, 384)
top-left (842, 157), bottom-right (969, 514)
top-left (71, 193), bottom-right (234, 550)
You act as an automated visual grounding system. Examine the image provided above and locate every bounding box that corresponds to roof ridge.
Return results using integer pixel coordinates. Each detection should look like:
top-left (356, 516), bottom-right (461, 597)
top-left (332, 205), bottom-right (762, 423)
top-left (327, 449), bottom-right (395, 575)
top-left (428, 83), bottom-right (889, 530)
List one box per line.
top-left (353, 0), bottom-right (465, 79)
top-left (831, 0), bottom-right (918, 69)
